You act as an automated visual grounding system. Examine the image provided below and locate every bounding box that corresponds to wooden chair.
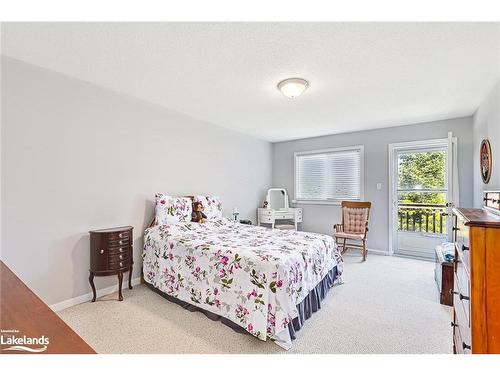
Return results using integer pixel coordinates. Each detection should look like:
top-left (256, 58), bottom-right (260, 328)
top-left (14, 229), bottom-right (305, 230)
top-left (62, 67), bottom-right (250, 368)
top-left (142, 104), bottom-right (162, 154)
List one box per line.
top-left (334, 201), bottom-right (371, 261)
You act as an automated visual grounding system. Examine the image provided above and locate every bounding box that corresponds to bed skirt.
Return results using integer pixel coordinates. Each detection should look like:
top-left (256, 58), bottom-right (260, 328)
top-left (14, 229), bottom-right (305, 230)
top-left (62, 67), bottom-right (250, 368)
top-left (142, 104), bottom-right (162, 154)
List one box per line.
top-left (144, 265), bottom-right (339, 344)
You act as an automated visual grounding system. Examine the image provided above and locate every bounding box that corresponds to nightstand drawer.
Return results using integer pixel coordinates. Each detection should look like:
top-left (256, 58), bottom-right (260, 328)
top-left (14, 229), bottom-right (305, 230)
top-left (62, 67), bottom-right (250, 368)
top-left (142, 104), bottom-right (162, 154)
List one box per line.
top-left (108, 237), bottom-right (131, 247)
top-left (108, 259), bottom-right (132, 270)
top-left (108, 246), bottom-right (129, 255)
top-left (109, 250), bottom-right (131, 263)
top-left (107, 230), bottom-right (131, 240)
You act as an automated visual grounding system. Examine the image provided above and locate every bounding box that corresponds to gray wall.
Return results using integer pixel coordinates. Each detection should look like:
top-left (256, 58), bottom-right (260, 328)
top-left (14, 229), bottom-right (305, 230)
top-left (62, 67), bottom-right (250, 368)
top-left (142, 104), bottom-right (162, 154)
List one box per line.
top-left (473, 80), bottom-right (500, 207)
top-left (1, 56), bottom-right (272, 305)
top-left (272, 117), bottom-right (474, 252)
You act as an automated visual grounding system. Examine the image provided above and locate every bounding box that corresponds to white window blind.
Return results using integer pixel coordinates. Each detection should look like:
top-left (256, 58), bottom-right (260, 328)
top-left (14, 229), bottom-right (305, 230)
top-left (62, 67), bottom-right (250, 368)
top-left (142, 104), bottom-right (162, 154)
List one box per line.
top-left (295, 146), bottom-right (363, 202)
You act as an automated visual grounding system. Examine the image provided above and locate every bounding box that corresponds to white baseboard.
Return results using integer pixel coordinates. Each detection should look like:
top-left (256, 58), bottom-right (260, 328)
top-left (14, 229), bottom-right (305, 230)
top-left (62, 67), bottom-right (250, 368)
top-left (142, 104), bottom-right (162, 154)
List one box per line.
top-left (49, 277), bottom-right (142, 312)
top-left (368, 248), bottom-right (389, 256)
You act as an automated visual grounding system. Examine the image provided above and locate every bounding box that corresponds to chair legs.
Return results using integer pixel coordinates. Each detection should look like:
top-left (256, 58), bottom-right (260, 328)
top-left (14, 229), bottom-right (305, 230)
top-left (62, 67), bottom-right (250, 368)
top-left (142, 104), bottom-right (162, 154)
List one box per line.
top-left (336, 237), bottom-right (368, 261)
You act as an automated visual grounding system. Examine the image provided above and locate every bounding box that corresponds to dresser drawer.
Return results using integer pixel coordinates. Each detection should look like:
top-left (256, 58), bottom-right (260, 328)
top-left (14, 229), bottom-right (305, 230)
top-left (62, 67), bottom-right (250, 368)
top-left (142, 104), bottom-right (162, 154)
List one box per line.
top-left (455, 217), bottom-right (470, 270)
top-left (453, 322), bottom-right (463, 354)
top-left (453, 277), bottom-right (471, 331)
top-left (454, 253), bottom-right (470, 297)
top-left (454, 321), bottom-right (472, 354)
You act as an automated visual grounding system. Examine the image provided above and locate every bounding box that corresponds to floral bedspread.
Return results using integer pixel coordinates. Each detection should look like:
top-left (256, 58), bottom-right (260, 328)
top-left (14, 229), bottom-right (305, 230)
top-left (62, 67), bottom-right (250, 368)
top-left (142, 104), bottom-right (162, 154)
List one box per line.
top-left (142, 218), bottom-right (343, 349)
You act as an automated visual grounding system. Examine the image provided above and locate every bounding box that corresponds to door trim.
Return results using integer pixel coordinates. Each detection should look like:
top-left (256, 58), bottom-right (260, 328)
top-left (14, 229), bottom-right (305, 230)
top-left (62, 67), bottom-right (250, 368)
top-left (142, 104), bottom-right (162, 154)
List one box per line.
top-left (387, 138), bottom-right (449, 256)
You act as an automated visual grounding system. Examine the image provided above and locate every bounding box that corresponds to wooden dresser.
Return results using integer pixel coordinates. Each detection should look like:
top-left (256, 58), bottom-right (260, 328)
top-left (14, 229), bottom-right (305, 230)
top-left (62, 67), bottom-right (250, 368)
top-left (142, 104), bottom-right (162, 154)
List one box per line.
top-left (452, 201), bottom-right (500, 354)
top-left (89, 226), bottom-right (133, 302)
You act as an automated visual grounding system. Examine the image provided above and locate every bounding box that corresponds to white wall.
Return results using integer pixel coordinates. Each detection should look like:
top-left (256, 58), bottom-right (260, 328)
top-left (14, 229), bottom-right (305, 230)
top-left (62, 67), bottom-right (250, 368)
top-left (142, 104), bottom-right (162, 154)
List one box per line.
top-left (1, 56), bottom-right (272, 306)
top-left (473, 80), bottom-right (500, 207)
top-left (272, 117), bottom-right (474, 252)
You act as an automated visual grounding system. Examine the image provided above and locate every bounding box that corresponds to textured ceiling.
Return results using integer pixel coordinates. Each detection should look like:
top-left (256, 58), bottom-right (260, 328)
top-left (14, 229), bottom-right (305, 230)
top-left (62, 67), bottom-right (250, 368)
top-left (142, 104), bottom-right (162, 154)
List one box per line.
top-left (2, 22), bottom-right (500, 142)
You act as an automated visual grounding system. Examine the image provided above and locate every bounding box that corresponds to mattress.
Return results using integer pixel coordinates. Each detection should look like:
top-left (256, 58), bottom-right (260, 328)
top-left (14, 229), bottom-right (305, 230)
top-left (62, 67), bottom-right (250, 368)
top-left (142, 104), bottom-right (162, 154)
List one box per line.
top-left (142, 218), bottom-right (343, 349)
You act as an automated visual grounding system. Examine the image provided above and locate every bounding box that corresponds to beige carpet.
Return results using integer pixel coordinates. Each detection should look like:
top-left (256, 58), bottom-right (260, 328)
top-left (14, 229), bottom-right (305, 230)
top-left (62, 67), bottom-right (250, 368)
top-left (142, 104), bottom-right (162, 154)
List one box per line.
top-left (58, 253), bottom-right (453, 354)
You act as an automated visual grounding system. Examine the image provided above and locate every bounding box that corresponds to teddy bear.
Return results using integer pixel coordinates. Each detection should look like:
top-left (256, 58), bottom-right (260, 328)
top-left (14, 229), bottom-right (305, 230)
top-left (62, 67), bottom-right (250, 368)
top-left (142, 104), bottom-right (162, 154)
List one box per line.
top-left (191, 201), bottom-right (207, 223)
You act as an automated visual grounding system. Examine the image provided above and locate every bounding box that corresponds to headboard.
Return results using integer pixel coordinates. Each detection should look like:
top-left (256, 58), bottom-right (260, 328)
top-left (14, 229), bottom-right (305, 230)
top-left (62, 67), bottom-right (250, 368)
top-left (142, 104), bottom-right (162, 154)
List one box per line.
top-left (148, 195), bottom-right (195, 228)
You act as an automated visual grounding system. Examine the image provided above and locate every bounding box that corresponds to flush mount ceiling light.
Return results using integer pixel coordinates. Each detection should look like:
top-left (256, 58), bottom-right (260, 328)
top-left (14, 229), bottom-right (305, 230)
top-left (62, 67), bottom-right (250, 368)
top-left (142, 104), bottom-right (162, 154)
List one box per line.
top-left (277, 78), bottom-right (309, 99)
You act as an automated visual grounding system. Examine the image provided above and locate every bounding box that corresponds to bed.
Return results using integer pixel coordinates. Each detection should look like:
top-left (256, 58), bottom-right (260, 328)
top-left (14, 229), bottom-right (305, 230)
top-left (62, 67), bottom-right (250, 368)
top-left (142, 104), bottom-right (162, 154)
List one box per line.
top-left (142, 201), bottom-right (343, 350)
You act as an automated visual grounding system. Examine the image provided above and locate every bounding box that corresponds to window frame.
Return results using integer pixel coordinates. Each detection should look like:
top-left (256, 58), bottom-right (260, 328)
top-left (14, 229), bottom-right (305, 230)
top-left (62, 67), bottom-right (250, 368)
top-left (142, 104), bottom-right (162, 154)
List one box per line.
top-left (293, 145), bottom-right (365, 205)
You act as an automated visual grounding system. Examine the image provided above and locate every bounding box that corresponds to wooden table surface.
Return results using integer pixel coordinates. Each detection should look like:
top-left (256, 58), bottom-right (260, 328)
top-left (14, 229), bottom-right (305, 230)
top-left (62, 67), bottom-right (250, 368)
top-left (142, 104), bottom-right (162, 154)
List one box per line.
top-left (0, 261), bottom-right (96, 354)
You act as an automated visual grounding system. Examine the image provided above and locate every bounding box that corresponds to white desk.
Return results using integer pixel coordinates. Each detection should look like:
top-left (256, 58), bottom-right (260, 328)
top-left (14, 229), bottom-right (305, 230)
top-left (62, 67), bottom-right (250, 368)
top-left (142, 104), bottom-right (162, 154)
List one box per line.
top-left (257, 207), bottom-right (302, 230)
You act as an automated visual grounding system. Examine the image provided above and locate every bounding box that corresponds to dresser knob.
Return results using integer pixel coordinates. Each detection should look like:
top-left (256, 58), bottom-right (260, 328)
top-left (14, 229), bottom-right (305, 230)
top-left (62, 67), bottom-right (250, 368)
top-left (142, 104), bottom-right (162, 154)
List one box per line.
top-left (119, 254), bottom-right (123, 260)
top-left (119, 240), bottom-right (126, 245)
top-left (462, 244), bottom-right (469, 251)
top-left (453, 291), bottom-right (470, 301)
top-left (99, 249), bottom-right (104, 254)
top-left (119, 247), bottom-right (124, 253)
top-left (119, 233), bottom-right (125, 238)
top-left (463, 342), bottom-right (471, 350)
top-left (119, 262), bottom-right (123, 267)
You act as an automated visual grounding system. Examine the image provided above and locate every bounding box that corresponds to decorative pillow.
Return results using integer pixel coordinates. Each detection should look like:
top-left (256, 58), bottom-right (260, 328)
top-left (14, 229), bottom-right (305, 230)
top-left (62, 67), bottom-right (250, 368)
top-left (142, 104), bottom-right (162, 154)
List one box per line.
top-left (155, 194), bottom-right (192, 224)
top-left (193, 195), bottom-right (223, 220)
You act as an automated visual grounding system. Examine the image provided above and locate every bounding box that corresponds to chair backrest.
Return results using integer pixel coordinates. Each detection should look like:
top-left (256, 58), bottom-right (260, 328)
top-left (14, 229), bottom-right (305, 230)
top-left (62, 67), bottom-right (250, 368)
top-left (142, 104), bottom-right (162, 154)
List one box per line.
top-left (341, 201), bottom-right (371, 234)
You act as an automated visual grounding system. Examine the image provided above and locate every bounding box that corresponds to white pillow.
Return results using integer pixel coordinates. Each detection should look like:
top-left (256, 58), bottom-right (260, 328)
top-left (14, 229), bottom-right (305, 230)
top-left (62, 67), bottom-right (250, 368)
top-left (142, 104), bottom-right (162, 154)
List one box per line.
top-left (155, 194), bottom-right (192, 224)
top-left (193, 195), bottom-right (223, 220)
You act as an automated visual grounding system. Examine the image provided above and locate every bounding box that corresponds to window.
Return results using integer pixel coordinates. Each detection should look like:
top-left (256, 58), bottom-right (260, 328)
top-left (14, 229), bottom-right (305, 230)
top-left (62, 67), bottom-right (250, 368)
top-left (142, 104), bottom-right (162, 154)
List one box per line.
top-left (294, 146), bottom-right (364, 203)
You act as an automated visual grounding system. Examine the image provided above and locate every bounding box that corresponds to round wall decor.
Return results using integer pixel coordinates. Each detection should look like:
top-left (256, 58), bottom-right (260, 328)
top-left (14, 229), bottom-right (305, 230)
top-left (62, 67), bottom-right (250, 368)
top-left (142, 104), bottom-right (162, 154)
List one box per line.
top-left (480, 139), bottom-right (492, 183)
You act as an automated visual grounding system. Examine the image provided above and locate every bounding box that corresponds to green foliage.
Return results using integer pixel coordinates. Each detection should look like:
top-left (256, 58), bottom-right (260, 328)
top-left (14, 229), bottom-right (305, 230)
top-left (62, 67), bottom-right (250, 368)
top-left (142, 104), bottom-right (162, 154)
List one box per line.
top-left (398, 151), bottom-right (445, 205)
top-left (397, 151), bottom-right (447, 233)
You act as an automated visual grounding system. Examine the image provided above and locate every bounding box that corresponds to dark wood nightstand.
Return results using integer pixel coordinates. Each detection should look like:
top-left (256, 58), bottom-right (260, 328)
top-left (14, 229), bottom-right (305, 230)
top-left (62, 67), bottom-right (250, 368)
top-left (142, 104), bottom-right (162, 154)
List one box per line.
top-left (89, 226), bottom-right (133, 302)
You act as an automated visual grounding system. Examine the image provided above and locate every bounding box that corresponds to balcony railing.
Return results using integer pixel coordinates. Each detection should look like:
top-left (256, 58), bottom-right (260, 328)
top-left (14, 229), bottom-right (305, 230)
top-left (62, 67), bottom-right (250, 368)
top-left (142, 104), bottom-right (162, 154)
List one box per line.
top-left (398, 203), bottom-right (447, 234)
